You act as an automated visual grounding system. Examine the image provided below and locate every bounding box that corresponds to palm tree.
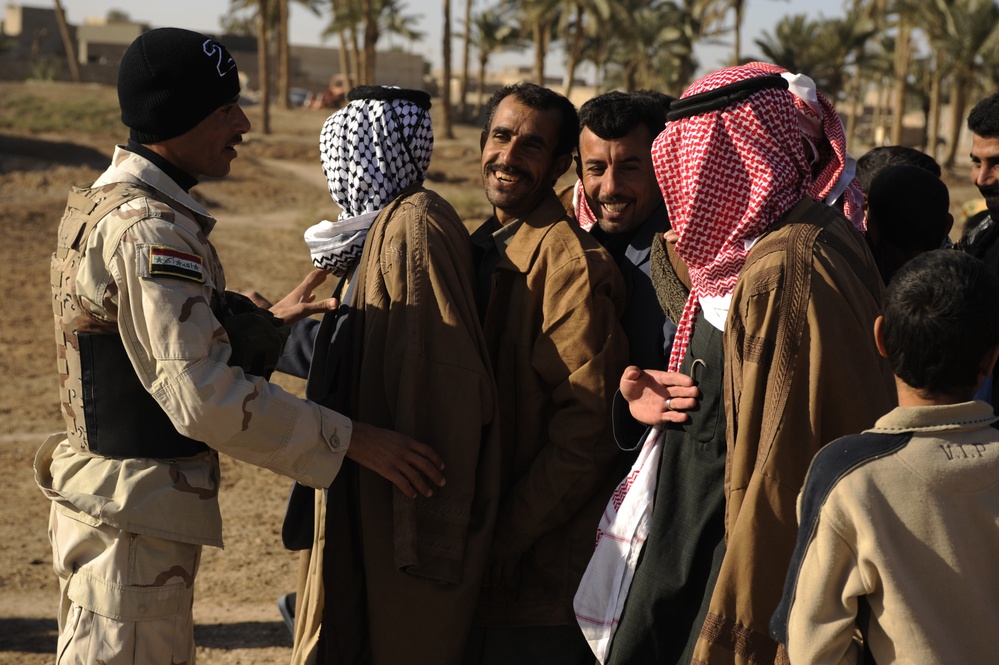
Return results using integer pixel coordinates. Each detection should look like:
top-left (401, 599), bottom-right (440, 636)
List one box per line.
top-left (888, 11), bottom-right (913, 145)
top-left (443, 0), bottom-right (454, 138)
top-left (731, 0), bottom-right (745, 65)
top-left (468, 5), bottom-right (526, 117)
top-left (842, 0), bottom-right (888, 148)
top-left (258, 0), bottom-right (272, 133)
top-left (52, 0), bottom-right (80, 82)
top-left (600, 0), bottom-right (726, 95)
top-left (275, 0), bottom-right (325, 108)
top-left (226, 0), bottom-right (275, 128)
top-left (324, 0), bottom-right (363, 88)
top-left (323, 0), bottom-right (423, 86)
top-left (278, 0), bottom-right (290, 108)
top-left (508, 0), bottom-right (561, 85)
top-left (753, 14), bottom-right (821, 74)
top-left (559, 0), bottom-right (613, 99)
top-left (929, 0), bottom-right (999, 168)
top-left (459, 0), bottom-right (475, 120)
top-left (750, 12), bottom-right (874, 102)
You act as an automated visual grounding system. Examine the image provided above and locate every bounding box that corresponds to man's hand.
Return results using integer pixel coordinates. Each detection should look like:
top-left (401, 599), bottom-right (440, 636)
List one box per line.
top-left (233, 269), bottom-right (339, 326)
top-left (346, 421), bottom-right (446, 499)
top-left (267, 269), bottom-right (339, 325)
top-left (620, 366), bottom-right (700, 425)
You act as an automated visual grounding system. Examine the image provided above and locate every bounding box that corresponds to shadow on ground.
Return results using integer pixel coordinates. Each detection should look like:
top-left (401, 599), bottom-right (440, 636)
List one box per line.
top-left (0, 134), bottom-right (109, 172)
top-left (195, 621), bottom-right (293, 649)
top-left (0, 618), bottom-right (291, 654)
top-left (0, 617), bottom-right (57, 653)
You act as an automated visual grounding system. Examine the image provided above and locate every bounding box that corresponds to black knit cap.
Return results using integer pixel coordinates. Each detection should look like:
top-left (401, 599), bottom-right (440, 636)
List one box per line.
top-left (118, 27), bottom-right (241, 144)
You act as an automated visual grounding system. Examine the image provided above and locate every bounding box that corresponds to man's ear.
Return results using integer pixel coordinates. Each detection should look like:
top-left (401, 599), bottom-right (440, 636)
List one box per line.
top-left (978, 342), bottom-right (999, 384)
top-left (480, 130), bottom-right (487, 153)
top-left (553, 152), bottom-right (573, 182)
top-left (574, 153), bottom-right (582, 180)
top-left (873, 315), bottom-right (888, 359)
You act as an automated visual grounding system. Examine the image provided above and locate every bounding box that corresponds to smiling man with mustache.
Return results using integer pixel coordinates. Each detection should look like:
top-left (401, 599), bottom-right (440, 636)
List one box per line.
top-left (576, 91), bottom-right (678, 379)
top-left (956, 92), bottom-right (999, 412)
top-left (959, 93), bottom-right (999, 266)
top-left (467, 83), bottom-right (629, 664)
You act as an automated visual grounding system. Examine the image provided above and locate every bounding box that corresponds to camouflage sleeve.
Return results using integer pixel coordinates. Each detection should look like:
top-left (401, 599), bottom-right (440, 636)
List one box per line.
top-left (93, 202), bottom-right (350, 489)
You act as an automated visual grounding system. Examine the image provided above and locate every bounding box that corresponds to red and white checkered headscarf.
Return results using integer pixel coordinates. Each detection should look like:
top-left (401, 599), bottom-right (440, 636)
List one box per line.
top-left (746, 62), bottom-right (865, 231)
top-left (573, 179), bottom-right (598, 231)
top-left (654, 64), bottom-right (810, 372)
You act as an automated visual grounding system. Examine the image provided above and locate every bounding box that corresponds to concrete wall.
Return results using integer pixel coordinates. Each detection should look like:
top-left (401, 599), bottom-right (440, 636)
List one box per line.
top-left (2, 3), bottom-right (67, 56)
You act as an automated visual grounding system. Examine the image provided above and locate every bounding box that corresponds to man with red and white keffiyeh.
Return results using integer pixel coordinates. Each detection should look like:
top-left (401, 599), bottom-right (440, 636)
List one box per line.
top-left (574, 64), bottom-right (896, 665)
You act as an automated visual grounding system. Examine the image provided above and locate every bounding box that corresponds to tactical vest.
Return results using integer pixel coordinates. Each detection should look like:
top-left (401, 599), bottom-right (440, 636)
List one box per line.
top-left (51, 182), bottom-right (218, 458)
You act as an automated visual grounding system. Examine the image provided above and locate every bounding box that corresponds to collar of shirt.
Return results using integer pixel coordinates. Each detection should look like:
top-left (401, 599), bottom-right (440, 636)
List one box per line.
top-left (125, 139), bottom-right (199, 193)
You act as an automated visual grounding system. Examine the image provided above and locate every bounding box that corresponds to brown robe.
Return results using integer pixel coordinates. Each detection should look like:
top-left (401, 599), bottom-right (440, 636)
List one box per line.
top-left (693, 198), bottom-right (896, 664)
top-left (291, 187), bottom-right (502, 665)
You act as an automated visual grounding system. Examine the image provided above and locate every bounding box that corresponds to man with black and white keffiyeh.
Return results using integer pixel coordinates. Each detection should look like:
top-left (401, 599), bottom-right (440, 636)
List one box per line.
top-left (306, 86), bottom-right (434, 276)
top-left (274, 86), bottom-right (502, 665)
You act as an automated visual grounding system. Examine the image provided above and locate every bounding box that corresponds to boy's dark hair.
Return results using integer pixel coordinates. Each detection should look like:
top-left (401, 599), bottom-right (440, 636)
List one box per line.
top-left (883, 250), bottom-right (999, 398)
top-left (578, 91), bottom-right (670, 143)
top-left (855, 146), bottom-right (941, 194)
top-left (968, 92), bottom-right (999, 138)
top-left (867, 164), bottom-right (950, 251)
top-left (483, 82), bottom-right (579, 157)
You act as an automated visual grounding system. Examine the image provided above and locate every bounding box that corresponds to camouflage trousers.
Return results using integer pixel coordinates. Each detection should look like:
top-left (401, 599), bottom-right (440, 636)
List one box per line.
top-left (50, 505), bottom-right (201, 665)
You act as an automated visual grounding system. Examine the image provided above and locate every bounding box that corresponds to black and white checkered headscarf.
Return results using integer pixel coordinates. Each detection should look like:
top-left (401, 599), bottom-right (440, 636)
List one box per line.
top-left (321, 87), bottom-right (433, 217)
top-left (308, 87), bottom-right (433, 275)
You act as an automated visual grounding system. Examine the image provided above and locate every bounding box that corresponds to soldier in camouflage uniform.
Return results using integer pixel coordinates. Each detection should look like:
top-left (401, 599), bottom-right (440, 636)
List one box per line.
top-left (35, 27), bottom-right (445, 665)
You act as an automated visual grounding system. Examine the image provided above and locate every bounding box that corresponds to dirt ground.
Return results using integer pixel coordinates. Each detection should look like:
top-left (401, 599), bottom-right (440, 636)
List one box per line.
top-left (0, 80), bottom-right (984, 664)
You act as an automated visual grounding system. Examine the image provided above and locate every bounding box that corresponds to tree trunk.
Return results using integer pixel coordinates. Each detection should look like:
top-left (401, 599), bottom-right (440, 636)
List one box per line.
top-left (349, 24), bottom-right (362, 87)
top-left (889, 18), bottom-right (910, 145)
top-left (846, 41), bottom-right (868, 149)
top-left (927, 48), bottom-right (942, 160)
top-left (337, 30), bottom-right (353, 89)
top-left (595, 34), bottom-right (608, 93)
top-left (458, 0), bottom-right (473, 121)
top-left (873, 75), bottom-right (890, 146)
top-left (332, 0), bottom-right (356, 88)
top-left (361, 0), bottom-right (377, 85)
top-left (533, 21), bottom-right (546, 85)
top-left (258, 0), bottom-right (271, 134)
top-left (564, 5), bottom-right (584, 100)
top-left (52, 0), bottom-right (80, 82)
top-left (732, 0), bottom-right (743, 66)
top-left (442, 0), bottom-right (454, 138)
top-left (476, 54), bottom-right (488, 119)
top-left (846, 71), bottom-right (862, 150)
top-left (942, 72), bottom-right (969, 169)
top-left (624, 62), bottom-right (637, 93)
top-left (278, 0), bottom-right (290, 109)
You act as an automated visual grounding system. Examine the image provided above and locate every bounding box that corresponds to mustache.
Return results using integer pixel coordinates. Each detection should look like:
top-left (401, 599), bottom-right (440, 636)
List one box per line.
top-left (488, 163), bottom-right (530, 180)
top-left (597, 197), bottom-right (633, 205)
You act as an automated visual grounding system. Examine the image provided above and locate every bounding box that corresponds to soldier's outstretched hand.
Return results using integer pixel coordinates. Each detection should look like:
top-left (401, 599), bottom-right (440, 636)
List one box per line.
top-left (346, 421), bottom-right (447, 499)
top-left (620, 366), bottom-right (700, 425)
top-left (267, 268), bottom-right (339, 325)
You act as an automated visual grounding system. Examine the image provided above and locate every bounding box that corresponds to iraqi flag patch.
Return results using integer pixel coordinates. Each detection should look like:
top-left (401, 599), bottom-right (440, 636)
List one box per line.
top-left (149, 245), bottom-right (205, 282)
